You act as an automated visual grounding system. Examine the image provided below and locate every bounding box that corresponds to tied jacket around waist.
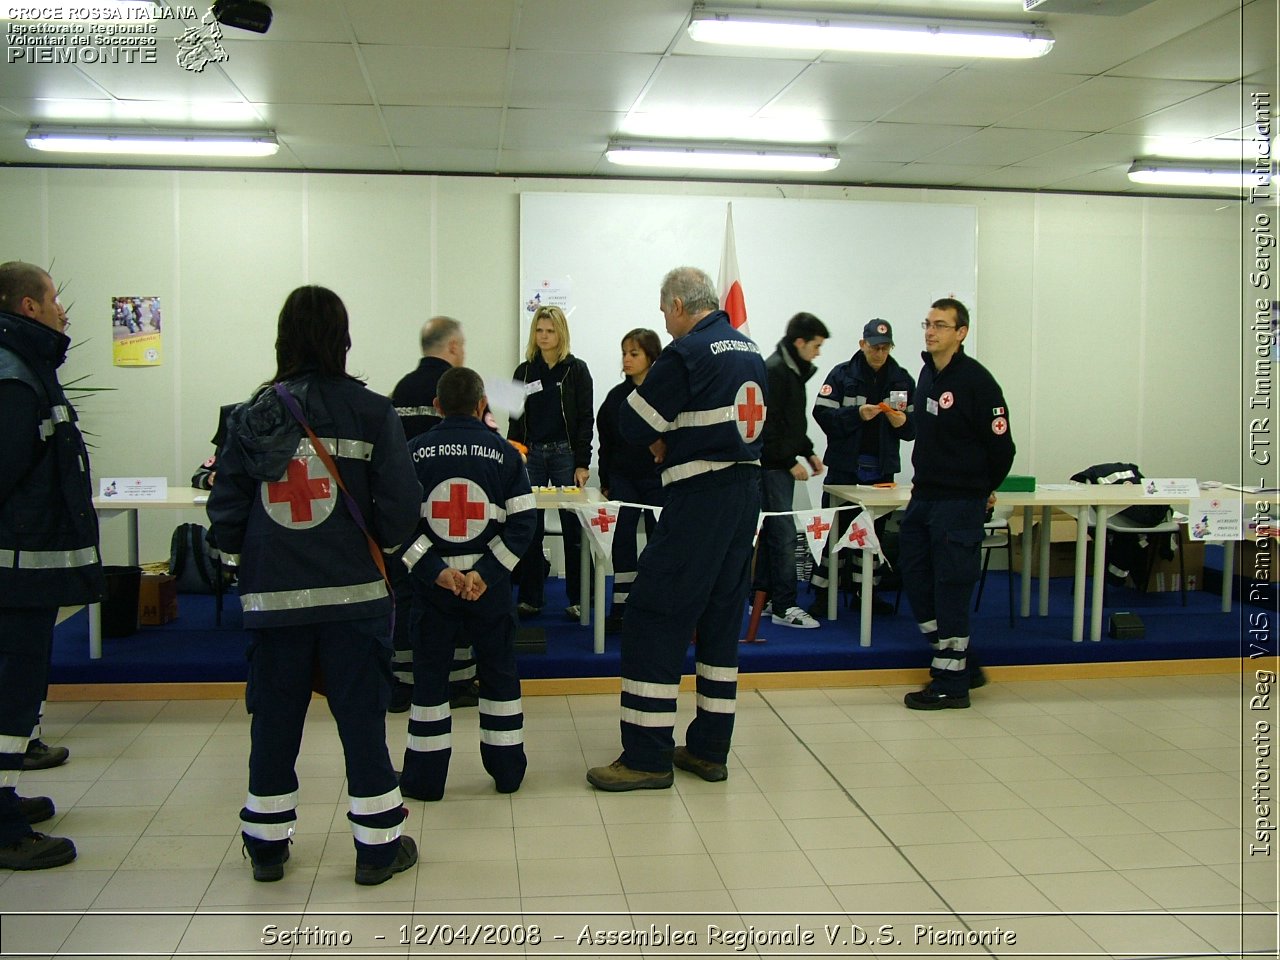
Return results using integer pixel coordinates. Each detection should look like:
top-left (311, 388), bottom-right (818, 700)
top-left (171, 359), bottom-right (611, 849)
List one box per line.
top-left (207, 374), bottom-right (421, 629)
top-left (619, 310), bottom-right (767, 487)
top-left (401, 415), bottom-right (537, 588)
top-left (0, 310), bottom-right (104, 607)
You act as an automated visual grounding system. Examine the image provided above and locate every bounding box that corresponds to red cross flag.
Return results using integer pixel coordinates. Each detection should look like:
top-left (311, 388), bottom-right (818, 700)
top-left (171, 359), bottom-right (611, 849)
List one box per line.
top-left (262, 456), bottom-right (335, 530)
top-left (426, 478), bottom-right (491, 543)
top-left (830, 511), bottom-right (883, 562)
top-left (798, 508), bottom-right (838, 565)
top-left (718, 202), bottom-right (748, 334)
top-left (573, 502), bottom-right (621, 561)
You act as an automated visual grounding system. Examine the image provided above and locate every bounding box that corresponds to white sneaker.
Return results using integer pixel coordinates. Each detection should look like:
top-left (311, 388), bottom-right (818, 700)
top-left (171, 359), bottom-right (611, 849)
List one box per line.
top-left (772, 606), bottom-right (820, 629)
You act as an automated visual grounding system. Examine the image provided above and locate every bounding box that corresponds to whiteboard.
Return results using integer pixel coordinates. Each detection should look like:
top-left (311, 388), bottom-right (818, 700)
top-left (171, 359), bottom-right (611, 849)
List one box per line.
top-left (518, 192), bottom-right (977, 503)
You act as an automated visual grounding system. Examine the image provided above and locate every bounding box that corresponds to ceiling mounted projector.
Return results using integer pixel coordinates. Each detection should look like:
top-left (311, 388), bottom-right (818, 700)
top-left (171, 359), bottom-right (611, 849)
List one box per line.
top-left (212, 0), bottom-right (272, 33)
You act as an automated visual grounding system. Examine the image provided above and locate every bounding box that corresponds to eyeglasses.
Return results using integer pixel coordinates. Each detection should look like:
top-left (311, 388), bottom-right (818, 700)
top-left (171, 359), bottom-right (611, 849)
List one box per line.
top-left (921, 321), bottom-right (957, 331)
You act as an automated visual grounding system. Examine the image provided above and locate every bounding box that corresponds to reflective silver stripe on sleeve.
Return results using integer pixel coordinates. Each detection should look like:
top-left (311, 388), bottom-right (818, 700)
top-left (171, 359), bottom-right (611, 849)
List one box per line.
top-left (410, 703), bottom-right (450, 723)
top-left (626, 390), bottom-right (673, 432)
top-left (406, 732), bottom-right (452, 752)
top-left (488, 536), bottom-right (519, 572)
top-left (241, 819), bottom-right (295, 842)
top-left (0, 733), bottom-right (29, 753)
top-left (505, 493), bottom-right (536, 514)
top-left (2, 545), bottom-right (100, 570)
top-left (621, 707), bottom-right (674, 728)
top-left (696, 662), bottom-right (738, 683)
top-left (443, 553), bottom-right (484, 570)
top-left (401, 535), bottom-right (431, 571)
top-left (351, 821), bottom-right (403, 845)
top-left (696, 694), bottom-right (737, 714)
top-left (291, 437), bottom-right (374, 460)
top-left (240, 579), bottom-right (387, 613)
top-left (842, 397), bottom-right (862, 408)
top-left (479, 728), bottom-right (524, 746)
top-left (1097, 469), bottom-right (1138, 484)
top-left (245, 790), bottom-right (298, 814)
top-left (38, 405), bottom-right (73, 440)
top-left (349, 787), bottom-right (403, 816)
top-left (661, 459), bottom-right (756, 486)
top-left (672, 405), bottom-right (734, 429)
top-left (622, 678), bottom-right (680, 700)
top-left (813, 397), bottom-right (838, 409)
top-left (394, 406), bottom-right (441, 419)
top-left (478, 697), bottom-right (523, 717)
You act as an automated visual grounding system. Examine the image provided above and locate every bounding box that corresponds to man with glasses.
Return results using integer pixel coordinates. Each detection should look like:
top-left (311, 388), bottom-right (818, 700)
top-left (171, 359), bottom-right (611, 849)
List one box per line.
top-left (0, 262), bottom-right (102, 869)
top-left (900, 298), bottom-right (1014, 710)
top-left (810, 319), bottom-right (915, 616)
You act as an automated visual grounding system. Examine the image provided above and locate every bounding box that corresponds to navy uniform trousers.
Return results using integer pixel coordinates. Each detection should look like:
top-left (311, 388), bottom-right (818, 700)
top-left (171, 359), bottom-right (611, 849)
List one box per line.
top-left (898, 497), bottom-right (986, 696)
top-left (390, 553), bottom-right (475, 696)
top-left (400, 575), bottom-right (526, 800)
top-left (0, 607), bottom-right (56, 845)
top-left (809, 467), bottom-right (893, 594)
top-left (239, 617), bottom-right (406, 869)
top-left (607, 473), bottom-right (664, 617)
top-left (619, 464), bottom-right (760, 772)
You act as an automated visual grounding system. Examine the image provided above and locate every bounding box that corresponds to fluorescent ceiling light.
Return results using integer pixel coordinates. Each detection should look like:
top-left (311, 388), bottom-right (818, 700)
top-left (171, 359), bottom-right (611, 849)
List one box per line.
top-left (688, 4), bottom-right (1054, 59)
top-left (606, 139), bottom-right (838, 173)
top-left (1, 2), bottom-right (156, 19)
top-left (1127, 158), bottom-right (1270, 189)
top-left (26, 125), bottom-right (279, 158)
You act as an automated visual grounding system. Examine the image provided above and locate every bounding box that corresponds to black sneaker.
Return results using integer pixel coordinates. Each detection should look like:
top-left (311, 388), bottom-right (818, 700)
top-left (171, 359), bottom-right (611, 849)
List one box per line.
top-left (565, 604), bottom-right (582, 620)
top-left (904, 688), bottom-right (970, 710)
top-left (516, 602), bottom-right (541, 619)
top-left (673, 746), bottom-right (728, 783)
top-left (23, 739), bottom-right (69, 771)
top-left (355, 836), bottom-right (418, 886)
top-left (18, 796), bottom-right (54, 825)
top-left (449, 680), bottom-right (479, 710)
top-left (0, 832), bottom-right (76, 870)
top-left (388, 681), bottom-right (413, 714)
top-left (247, 844), bottom-right (290, 883)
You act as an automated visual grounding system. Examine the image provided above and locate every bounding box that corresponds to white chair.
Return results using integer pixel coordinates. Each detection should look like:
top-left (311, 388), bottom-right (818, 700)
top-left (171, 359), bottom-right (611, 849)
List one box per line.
top-left (1084, 507), bottom-right (1187, 607)
top-left (975, 506), bottom-right (1015, 627)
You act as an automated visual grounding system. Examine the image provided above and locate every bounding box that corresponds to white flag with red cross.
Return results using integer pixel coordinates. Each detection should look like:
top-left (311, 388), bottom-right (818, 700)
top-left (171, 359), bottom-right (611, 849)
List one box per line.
top-left (830, 511), bottom-right (883, 562)
top-left (718, 203), bottom-right (748, 335)
top-left (798, 508), bottom-right (838, 565)
top-left (573, 502), bottom-right (621, 560)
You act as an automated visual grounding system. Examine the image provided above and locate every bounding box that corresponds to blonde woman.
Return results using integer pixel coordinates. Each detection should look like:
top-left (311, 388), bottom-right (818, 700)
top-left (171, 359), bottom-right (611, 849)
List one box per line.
top-left (506, 305), bottom-right (594, 619)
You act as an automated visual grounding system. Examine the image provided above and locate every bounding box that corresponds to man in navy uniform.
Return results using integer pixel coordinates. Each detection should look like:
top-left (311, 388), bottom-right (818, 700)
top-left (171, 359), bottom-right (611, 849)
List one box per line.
top-left (388, 316), bottom-right (476, 713)
top-left (587, 266), bottom-right (765, 790)
top-left (810, 319), bottom-right (915, 615)
top-left (900, 298), bottom-right (1014, 710)
top-left (399, 367), bottom-right (536, 801)
top-left (0, 261), bottom-right (103, 870)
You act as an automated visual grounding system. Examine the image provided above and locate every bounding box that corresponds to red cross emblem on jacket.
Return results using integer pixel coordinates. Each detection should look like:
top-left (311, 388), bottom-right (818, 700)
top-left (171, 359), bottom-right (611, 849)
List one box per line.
top-left (735, 381), bottom-right (765, 442)
top-left (426, 478), bottom-right (490, 542)
top-left (262, 457), bottom-right (335, 529)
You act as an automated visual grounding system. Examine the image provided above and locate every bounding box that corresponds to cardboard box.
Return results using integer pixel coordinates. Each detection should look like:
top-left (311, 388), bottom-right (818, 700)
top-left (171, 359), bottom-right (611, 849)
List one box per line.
top-left (1010, 513), bottom-right (1079, 578)
top-left (139, 573), bottom-right (178, 625)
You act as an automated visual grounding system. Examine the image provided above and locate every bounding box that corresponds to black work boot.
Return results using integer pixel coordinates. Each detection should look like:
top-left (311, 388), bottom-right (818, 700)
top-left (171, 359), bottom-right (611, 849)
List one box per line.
top-left (0, 832), bottom-right (76, 870)
top-left (23, 739), bottom-right (69, 771)
top-left (355, 836), bottom-right (418, 886)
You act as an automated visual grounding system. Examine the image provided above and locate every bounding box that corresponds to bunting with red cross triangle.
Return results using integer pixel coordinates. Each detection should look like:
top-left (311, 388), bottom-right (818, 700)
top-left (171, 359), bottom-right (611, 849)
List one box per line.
top-left (797, 508), bottom-right (838, 565)
top-left (829, 511), bottom-right (884, 563)
top-left (572, 502), bottom-right (622, 561)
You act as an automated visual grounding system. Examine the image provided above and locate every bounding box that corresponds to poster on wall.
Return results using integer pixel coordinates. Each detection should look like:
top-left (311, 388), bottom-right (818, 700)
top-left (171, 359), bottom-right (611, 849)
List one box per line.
top-left (112, 295), bottom-right (162, 367)
top-left (524, 278), bottom-right (572, 317)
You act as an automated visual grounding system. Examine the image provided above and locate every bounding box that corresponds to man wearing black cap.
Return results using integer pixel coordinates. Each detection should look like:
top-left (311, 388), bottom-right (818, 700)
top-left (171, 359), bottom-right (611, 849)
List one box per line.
top-left (810, 319), bottom-right (915, 616)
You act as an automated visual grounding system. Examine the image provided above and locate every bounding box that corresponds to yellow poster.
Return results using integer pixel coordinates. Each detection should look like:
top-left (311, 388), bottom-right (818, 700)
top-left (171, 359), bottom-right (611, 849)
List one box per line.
top-left (112, 295), bottom-right (162, 367)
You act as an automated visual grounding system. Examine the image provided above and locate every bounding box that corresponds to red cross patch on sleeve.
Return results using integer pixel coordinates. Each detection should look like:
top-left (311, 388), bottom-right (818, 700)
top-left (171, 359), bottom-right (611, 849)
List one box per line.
top-left (819, 383), bottom-right (832, 396)
top-left (992, 416), bottom-right (1008, 436)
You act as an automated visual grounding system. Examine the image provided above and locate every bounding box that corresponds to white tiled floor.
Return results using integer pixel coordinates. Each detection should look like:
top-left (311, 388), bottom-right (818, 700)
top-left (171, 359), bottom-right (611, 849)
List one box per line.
top-left (2, 673), bottom-right (1276, 958)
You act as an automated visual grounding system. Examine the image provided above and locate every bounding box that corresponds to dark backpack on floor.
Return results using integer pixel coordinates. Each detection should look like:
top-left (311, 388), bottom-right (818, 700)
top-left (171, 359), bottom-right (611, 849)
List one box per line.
top-left (169, 522), bottom-right (230, 594)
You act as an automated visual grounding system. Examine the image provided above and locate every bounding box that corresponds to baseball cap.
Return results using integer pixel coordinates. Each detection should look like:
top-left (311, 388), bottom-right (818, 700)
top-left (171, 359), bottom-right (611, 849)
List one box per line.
top-left (862, 319), bottom-right (893, 346)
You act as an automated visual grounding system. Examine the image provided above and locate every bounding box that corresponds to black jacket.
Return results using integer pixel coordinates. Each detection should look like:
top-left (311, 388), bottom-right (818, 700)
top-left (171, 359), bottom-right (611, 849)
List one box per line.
top-left (911, 346), bottom-right (1015, 499)
top-left (207, 373), bottom-right (421, 628)
top-left (760, 339), bottom-right (818, 470)
top-left (391, 355), bottom-right (452, 442)
top-left (507, 353), bottom-right (594, 470)
top-left (597, 378), bottom-right (662, 494)
top-left (812, 352), bottom-right (916, 478)
top-left (0, 310), bottom-right (104, 607)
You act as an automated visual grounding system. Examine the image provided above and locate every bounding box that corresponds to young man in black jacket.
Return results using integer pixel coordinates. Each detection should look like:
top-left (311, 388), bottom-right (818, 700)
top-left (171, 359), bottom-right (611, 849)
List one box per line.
top-left (755, 312), bottom-right (829, 628)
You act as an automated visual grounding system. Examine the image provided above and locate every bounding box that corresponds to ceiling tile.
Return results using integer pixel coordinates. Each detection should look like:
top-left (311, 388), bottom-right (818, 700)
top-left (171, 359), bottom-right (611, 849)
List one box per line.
top-left (1107, 84), bottom-right (1267, 139)
top-left (497, 148), bottom-right (604, 175)
top-left (508, 51), bottom-right (659, 112)
top-left (869, 162), bottom-right (1003, 186)
top-left (925, 127), bottom-right (1090, 166)
top-left (346, 0), bottom-right (513, 47)
top-left (762, 62), bottom-right (954, 123)
top-left (1107, 3), bottom-right (1272, 83)
top-left (288, 143), bottom-right (403, 170)
top-left (996, 75), bottom-right (1220, 132)
top-left (235, 0), bottom-right (352, 43)
top-left (840, 122), bottom-right (983, 163)
top-left (502, 108), bottom-right (622, 151)
top-left (268, 104), bottom-right (390, 146)
top-left (394, 145), bottom-right (500, 172)
top-left (219, 40), bottom-right (373, 105)
top-left (954, 164), bottom-right (1113, 191)
top-left (635, 55), bottom-right (808, 115)
top-left (518, 0), bottom-right (689, 54)
top-left (382, 105), bottom-right (502, 149)
top-left (361, 45), bottom-right (509, 107)
top-left (883, 66), bottom-right (1090, 126)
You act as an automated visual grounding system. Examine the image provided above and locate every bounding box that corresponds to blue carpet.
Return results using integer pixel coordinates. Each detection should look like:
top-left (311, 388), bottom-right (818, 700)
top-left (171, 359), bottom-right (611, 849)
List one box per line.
top-left (52, 552), bottom-right (1245, 685)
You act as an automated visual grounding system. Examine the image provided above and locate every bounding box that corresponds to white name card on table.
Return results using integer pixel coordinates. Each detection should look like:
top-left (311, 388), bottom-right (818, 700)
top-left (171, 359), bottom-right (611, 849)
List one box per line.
top-left (1142, 478), bottom-right (1199, 498)
top-left (1188, 498), bottom-right (1244, 541)
top-left (99, 477), bottom-right (168, 501)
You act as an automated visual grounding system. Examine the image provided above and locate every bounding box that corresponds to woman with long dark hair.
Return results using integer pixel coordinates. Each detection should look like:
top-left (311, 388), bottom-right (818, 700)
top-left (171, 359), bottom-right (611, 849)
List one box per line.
top-left (208, 285), bottom-right (422, 886)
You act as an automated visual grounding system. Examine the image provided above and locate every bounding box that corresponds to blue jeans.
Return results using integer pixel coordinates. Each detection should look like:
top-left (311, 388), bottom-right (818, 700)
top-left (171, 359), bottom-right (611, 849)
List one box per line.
top-left (516, 441), bottom-right (581, 607)
top-left (753, 468), bottom-right (799, 612)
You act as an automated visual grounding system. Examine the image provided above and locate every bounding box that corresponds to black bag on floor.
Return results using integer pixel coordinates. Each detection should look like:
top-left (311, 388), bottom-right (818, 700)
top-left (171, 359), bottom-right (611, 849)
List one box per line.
top-left (169, 522), bottom-right (229, 594)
